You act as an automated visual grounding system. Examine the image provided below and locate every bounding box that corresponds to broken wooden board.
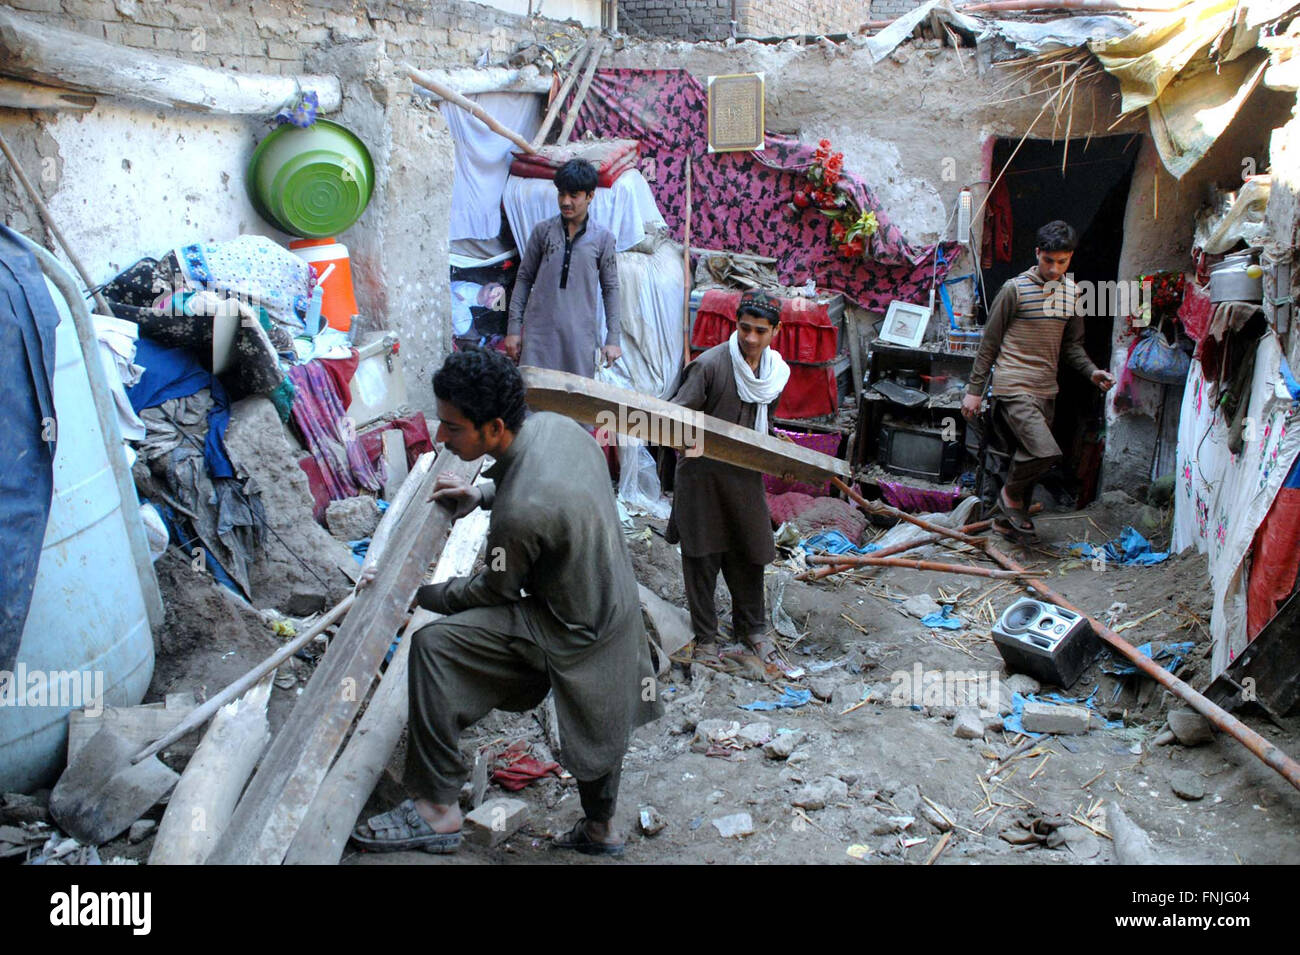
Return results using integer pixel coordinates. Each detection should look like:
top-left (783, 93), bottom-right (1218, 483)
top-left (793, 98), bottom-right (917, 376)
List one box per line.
top-left (283, 490), bottom-right (490, 866)
top-left (520, 365), bottom-right (851, 486)
top-left (206, 450), bottom-right (481, 865)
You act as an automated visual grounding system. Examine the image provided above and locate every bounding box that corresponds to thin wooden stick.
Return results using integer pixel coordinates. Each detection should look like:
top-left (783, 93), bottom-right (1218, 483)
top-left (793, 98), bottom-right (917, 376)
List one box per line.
top-left (404, 63), bottom-right (538, 154)
top-left (531, 38), bottom-right (593, 148)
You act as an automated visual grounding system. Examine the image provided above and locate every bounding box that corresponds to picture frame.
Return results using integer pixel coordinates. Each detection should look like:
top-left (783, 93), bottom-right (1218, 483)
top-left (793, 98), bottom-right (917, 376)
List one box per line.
top-left (878, 301), bottom-right (931, 348)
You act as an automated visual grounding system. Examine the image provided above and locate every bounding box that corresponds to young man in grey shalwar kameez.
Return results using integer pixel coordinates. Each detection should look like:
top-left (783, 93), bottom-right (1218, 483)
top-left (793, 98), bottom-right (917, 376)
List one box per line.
top-left (667, 290), bottom-right (791, 668)
top-left (504, 159), bottom-right (622, 377)
top-left (352, 348), bottom-right (660, 856)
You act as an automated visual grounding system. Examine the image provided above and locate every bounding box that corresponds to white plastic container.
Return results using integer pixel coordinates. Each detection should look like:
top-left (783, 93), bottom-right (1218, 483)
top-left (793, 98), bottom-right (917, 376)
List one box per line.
top-left (0, 276), bottom-right (153, 793)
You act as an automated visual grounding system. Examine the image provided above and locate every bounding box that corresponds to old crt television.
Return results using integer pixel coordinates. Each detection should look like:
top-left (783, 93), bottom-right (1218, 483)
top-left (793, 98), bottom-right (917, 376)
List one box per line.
top-left (878, 421), bottom-right (962, 482)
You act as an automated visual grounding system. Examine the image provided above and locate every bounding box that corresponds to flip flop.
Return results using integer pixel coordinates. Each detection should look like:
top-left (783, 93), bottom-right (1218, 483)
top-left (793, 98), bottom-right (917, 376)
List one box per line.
top-left (351, 799), bottom-right (462, 854)
top-left (552, 818), bottom-right (625, 857)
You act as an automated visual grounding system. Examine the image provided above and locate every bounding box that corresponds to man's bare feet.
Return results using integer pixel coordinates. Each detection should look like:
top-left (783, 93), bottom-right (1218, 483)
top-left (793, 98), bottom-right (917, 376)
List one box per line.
top-left (413, 799), bottom-right (463, 834)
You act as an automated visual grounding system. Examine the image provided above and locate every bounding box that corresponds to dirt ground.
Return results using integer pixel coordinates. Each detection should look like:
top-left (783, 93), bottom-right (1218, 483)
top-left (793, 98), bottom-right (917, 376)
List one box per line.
top-left (99, 488), bottom-right (1299, 867)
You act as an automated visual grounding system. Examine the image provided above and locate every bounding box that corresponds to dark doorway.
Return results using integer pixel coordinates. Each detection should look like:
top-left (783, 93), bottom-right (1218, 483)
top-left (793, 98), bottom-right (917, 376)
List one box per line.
top-left (981, 134), bottom-right (1140, 507)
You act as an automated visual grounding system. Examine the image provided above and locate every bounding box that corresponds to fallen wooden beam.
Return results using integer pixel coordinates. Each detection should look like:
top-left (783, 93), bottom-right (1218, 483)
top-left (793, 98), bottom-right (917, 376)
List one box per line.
top-left (149, 677), bottom-right (272, 865)
top-left (520, 365), bottom-right (850, 486)
top-left (206, 450), bottom-right (481, 865)
top-left (0, 8), bottom-right (341, 114)
top-left (283, 492), bottom-right (490, 866)
top-left (0, 78), bottom-right (95, 111)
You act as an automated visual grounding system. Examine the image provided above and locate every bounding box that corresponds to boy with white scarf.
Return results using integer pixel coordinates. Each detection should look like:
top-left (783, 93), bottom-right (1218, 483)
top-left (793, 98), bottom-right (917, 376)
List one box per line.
top-left (666, 290), bottom-right (791, 667)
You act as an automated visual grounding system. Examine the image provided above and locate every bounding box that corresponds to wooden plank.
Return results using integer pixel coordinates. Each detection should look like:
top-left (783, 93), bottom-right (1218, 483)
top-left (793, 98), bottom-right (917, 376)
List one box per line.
top-left (521, 365), bottom-right (850, 485)
top-left (206, 450), bottom-right (481, 865)
top-left (284, 492), bottom-right (491, 865)
top-left (531, 38), bottom-right (593, 148)
top-left (558, 38), bottom-right (606, 143)
top-left (149, 677), bottom-right (272, 865)
top-left (0, 8), bottom-right (340, 114)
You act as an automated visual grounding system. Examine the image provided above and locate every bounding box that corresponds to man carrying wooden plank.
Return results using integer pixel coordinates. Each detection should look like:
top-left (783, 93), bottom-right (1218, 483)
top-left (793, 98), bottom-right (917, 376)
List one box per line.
top-left (503, 158), bottom-right (622, 376)
top-left (352, 348), bottom-right (660, 856)
top-left (666, 290), bottom-right (791, 670)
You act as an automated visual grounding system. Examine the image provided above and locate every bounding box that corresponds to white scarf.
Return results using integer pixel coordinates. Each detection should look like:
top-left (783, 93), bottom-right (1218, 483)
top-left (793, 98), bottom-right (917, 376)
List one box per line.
top-left (728, 331), bottom-right (790, 434)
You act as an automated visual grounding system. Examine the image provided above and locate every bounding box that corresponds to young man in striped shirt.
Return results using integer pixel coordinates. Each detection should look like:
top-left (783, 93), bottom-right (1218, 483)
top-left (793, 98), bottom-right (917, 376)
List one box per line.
top-left (961, 220), bottom-right (1116, 538)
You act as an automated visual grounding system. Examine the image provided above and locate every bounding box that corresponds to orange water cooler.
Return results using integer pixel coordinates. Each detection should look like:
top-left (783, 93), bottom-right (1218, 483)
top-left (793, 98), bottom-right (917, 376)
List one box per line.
top-left (289, 237), bottom-right (359, 333)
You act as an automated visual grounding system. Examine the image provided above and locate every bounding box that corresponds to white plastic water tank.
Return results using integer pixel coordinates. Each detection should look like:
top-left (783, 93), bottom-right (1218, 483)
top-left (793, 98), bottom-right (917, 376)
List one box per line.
top-left (0, 275), bottom-right (153, 793)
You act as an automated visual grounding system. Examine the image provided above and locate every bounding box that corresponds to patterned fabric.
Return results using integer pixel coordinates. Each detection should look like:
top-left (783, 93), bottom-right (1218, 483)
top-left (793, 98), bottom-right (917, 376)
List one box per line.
top-left (287, 360), bottom-right (384, 504)
top-left (568, 69), bottom-right (960, 311)
top-left (175, 235), bottom-right (313, 331)
top-left (1172, 337), bottom-right (1300, 673)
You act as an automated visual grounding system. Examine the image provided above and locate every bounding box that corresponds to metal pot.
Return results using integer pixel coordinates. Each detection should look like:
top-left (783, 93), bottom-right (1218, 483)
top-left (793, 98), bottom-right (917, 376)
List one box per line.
top-left (1210, 251), bottom-right (1264, 303)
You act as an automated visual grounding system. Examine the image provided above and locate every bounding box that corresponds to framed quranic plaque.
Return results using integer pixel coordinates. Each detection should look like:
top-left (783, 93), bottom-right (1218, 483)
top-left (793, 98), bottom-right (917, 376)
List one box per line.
top-left (707, 72), bottom-right (765, 154)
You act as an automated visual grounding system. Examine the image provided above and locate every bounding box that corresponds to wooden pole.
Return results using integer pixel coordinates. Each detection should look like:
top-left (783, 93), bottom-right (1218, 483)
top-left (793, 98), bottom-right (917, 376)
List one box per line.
top-left (532, 39), bottom-right (593, 149)
top-left (403, 63), bottom-right (538, 155)
top-left (832, 476), bottom-right (985, 547)
top-left (557, 38), bottom-right (606, 143)
top-left (134, 594), bottom-right (355, 764)
top-left (682, 154), bottom-right (694, 364)
top-left (798, 504), bottom-right (1043, 581)
top-left (806, 554), bottom-right (1039, 580)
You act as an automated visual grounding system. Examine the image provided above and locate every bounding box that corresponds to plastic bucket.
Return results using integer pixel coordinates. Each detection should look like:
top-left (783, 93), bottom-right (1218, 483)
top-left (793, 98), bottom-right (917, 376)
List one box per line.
top-left (248, 120), bottom-right (374, 238)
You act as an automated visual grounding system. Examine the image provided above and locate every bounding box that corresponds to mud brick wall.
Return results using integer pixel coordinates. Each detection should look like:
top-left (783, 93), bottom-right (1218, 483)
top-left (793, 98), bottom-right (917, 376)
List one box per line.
top-left (7, 0), bottom-right (580, 74)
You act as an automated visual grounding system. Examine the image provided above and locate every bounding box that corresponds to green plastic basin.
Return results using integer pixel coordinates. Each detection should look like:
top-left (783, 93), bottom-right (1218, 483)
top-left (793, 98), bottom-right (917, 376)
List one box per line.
top-left (247, 120), bottom-right (374, 238)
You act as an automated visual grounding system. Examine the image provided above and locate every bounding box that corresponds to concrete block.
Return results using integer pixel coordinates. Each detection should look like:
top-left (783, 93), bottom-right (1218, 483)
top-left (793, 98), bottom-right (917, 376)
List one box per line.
top-left (1021, 701), bottom-right (1091, 735)
top-left (952, 706), bottom-right (985, 740)
top-left (1168, 707), bottom-right (1214, 746)
top-left (463, 798), bottom-right (529, 847)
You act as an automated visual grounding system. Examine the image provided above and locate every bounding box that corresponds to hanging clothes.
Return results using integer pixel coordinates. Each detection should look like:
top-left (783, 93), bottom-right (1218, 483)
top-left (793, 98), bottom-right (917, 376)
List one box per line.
top-left (981, 178), bottom-right (1014, 270)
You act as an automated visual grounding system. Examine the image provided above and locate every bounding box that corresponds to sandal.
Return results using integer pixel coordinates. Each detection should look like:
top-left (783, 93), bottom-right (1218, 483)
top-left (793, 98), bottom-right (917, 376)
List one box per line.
top-left (998, 488), bottom-right (1037, 534)
top-left (552, 818), bottom-right (625, 857)
top-left (742, 635), bottom-right (804, 679)
top-left (351, 799), bottom-right (462, 854)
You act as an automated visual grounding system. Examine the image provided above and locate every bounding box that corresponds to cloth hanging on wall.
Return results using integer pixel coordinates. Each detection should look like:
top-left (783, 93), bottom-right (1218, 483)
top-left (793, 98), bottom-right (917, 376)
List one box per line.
top-left (1172, 334), bottom-right (1300, 675)
top-left (567, 69), bottom-right (961, 312)
top-left (444, 91), bottom-right (543, 242)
